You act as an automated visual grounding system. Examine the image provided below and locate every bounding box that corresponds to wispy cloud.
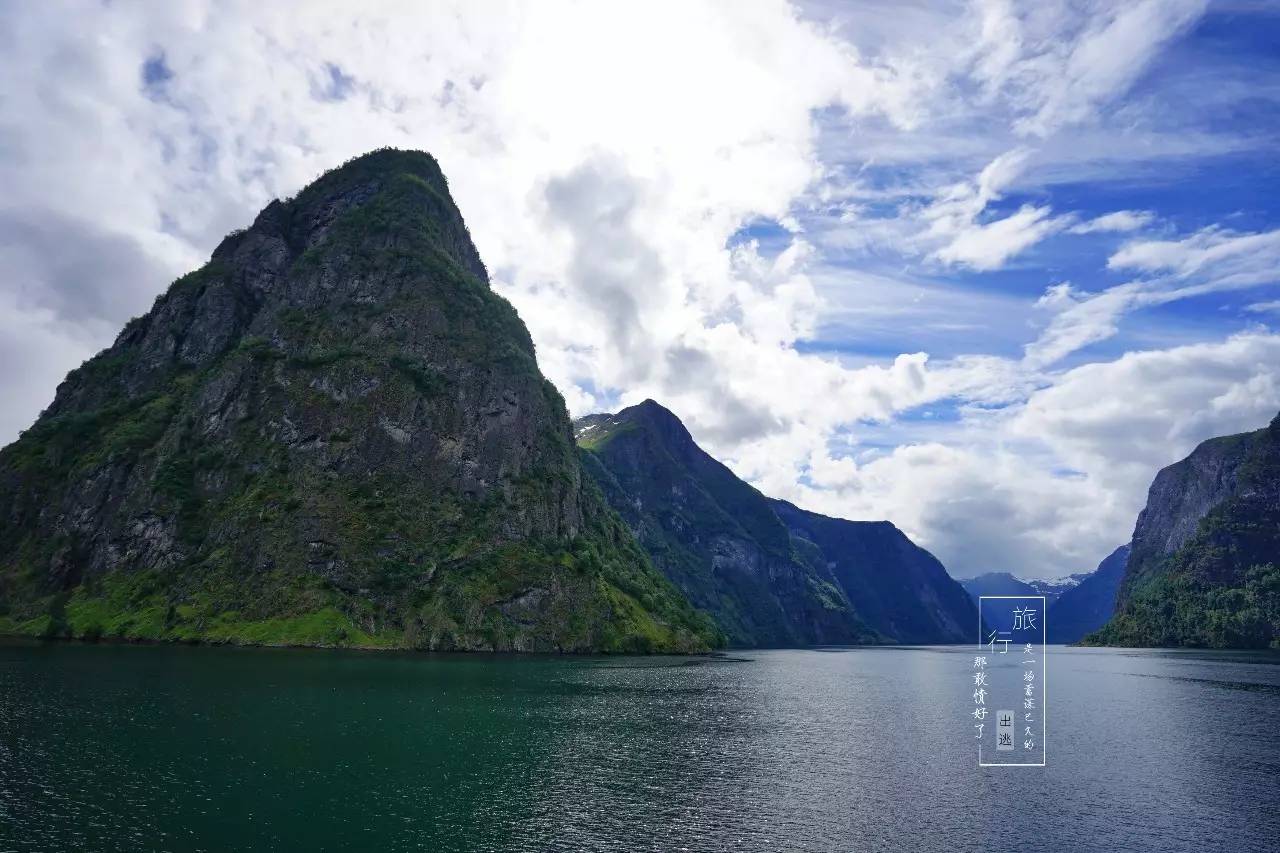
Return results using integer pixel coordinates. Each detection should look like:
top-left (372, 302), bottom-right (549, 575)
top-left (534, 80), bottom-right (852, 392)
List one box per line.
top-left (933, 204), bottom-right (1069, 270)
top-left (1109, 227), bottom-right (1280, 284)
top-left (1069, 209), bottom-right (1155, 234)
top-left (1, 0), bottom-right (1276, 580)
top-left (1023, 226), bottom-right (1280, 368)
top-left (1005, 0), bottom-right (1209, 136)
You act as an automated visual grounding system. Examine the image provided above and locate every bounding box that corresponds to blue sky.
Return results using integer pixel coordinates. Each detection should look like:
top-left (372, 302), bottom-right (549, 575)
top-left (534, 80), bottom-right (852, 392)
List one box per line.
top-left (794, 2), bottom-right (1280, 365)
top-left (0, 0), bottom-right (1277, 579)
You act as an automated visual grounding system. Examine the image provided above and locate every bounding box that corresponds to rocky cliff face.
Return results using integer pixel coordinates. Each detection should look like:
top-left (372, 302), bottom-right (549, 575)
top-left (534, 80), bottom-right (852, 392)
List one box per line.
top-left (1087, 414), bottom-right (1280, 648)
top-left (576, 401), bottom-right (875, 646)
top-left (0, 149), bottom-right (718, 653)
top-left (1121, 432), bottom-right (1253, 593)
top-left (769, 500), bottom-right (974, 644)
top-left (577, 400), bottom-right (975, 645)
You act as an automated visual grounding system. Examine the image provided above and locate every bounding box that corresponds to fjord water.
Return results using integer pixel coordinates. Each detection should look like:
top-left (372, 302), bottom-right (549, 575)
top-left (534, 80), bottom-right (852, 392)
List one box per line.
top-left (1, 643), bottom-right (1276, 853)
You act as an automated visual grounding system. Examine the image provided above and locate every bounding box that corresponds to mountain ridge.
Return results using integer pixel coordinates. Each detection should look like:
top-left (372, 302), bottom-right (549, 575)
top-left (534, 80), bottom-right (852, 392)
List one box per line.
top-left (576, 400), bottom-right (975, 646)
top-left (0, 149), bottom-right (719, 653)
top-left (577, 400), bottom-right (876, 646)
top-left (1045, 544), bottom-right (1129, 644)
top-left (768, 498), bottom-right (974, 644)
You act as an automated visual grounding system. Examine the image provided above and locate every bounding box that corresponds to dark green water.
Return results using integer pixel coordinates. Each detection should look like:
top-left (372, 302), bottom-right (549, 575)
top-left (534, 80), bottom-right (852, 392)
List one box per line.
top-left (1, 642), bottom-right (1277, 852)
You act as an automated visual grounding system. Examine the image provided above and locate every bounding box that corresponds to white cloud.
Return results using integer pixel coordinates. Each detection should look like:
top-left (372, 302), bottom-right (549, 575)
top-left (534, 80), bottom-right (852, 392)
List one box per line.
top-left (1, 0), bottom-right (1273, 586)
top-left (932, 204), bottom-right (1069, 270)
top-left (1009, 0), bottom-right (1208, 137)
top-left (1013, 332), bottom-right (1280, 486)
top-left (847, 147), bottom-right (1073, 272)
top-left (0, 290), bottom-right (97, 444)
top-left (919, 149), bottom-right (1030, 236)
top-left (1069, 209), bottom-right (1155, 234)
top-left (1023, 281), bottom-right (1141, 368)
top-left (782, 332), bottom-right (1280, 578)
top-left (0, 0), bottom-right (908, 431)
top-left (1109, 226), bottom-right (1280, 284)
top-left (1023, 226), bottom-right (1280, 367)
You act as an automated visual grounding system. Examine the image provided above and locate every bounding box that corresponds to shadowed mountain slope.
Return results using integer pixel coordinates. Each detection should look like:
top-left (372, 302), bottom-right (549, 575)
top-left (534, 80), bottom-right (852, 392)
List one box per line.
top-left (577, 400), bottom-right (974, 646)
top-left (1046, 545), bottom-right (1129, 644)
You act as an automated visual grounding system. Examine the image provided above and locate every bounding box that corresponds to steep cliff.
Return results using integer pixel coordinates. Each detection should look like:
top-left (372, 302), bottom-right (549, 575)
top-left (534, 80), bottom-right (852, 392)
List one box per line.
top-left (0, 149), bottom-right (718, 653)
top-left (770, 500), bottom-right (974, 644)
top-left (576, 401), bottom-right (875, 646)
top-left (577, 400), bottom-right (975, 645)
top-left (1087, 415), bottom-right (1280, 648)
top-left (1045, 544), bottom-right (1129, 644)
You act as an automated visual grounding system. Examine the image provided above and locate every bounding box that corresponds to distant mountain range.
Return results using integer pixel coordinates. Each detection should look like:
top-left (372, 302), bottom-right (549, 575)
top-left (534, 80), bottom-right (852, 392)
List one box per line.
top-left (960, 411), bottom-right (1280, 649)
top-left (577, 401), bottom-right (975, 646)
top-left (958, 556), bottom-right (1137, 644)
top-left (958, 572), bottom-right (1088, 607)
top-left (958, 564), bottom-right (1126, 644)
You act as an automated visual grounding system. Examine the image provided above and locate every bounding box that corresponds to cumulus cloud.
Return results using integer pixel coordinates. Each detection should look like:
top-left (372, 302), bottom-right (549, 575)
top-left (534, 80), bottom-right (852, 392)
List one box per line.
top-left (0, 210), bottom-right (161, 326)
top-left (784, 333), bottom-right (1280, 578)
top-left (539, 156), bottom-right (664, 373)
top-left (0, 291), bottom-right (98, 444)
top-left (1012, 332), bottom-right (1280, 492)
top-left (0, 0), bottom-right (895, 423)
top-left (1, 0), bottom-right (1273, 582)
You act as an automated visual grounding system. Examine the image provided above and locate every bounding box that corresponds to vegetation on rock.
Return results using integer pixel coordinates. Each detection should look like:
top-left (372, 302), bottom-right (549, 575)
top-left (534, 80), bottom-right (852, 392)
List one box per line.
top-left (0, 149), bottom-right (719, 653)
top-left (1086, 414), bottom-right (1280, 649)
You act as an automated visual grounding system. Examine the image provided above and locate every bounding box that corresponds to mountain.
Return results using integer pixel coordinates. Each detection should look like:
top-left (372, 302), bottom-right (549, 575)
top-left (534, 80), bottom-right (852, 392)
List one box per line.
top-left (0, 149), bottom-right (719, 653)
top-left (769, 500), bottom-right (974, 644)
top-left (1028, 575), bottom-right (1087, 604)
top-left (576, 401), bottom-right (876, 646)
top-left (960, 572), bottom-right (1090, 609)
top-left (1045, 544), bottom-right (1129, 644)
top-left (959, 572), bottom-right (1086, 607)
top-left (576, 400), bottom-right (974, 645)
top-left (959, 567), bottom-right (1114, 642)
top-left (1086, 414), bottom-right (1280, 648)
top-left (959, 572), bottom-right (1039, 603)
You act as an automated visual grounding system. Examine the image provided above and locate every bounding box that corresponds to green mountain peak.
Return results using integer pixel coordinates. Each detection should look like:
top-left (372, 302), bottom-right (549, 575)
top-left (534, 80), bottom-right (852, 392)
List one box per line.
top-left (0, 149), bottom-right (719, 653)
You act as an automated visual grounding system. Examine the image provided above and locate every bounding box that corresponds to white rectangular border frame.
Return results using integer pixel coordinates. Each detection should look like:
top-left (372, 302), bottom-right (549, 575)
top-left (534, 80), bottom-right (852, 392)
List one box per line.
top-left (977, 595), bottom-right (1046, 768)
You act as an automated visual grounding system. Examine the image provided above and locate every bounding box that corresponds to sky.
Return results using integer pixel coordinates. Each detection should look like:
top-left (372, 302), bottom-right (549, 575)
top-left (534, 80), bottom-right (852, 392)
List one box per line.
top-left (1, 1), bottom-right (1278, 580)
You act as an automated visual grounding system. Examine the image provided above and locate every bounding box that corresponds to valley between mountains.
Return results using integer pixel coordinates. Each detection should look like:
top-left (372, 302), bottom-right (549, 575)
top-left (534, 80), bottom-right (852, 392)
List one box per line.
top-left (1, 150), bottom-right (1274, 651)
